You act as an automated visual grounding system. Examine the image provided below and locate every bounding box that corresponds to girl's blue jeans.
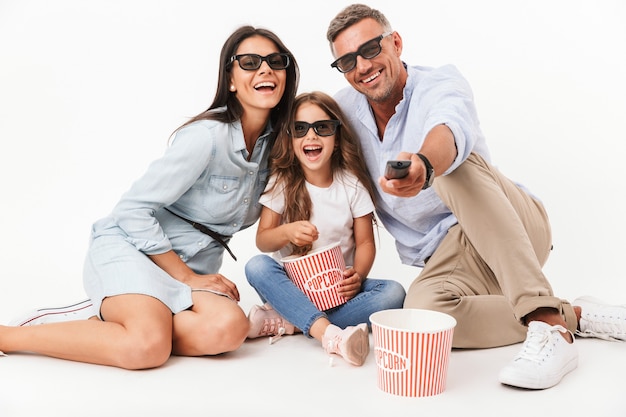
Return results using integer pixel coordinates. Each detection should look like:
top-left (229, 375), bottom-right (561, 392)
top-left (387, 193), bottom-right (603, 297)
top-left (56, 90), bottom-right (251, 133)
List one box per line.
top-left (245, 254), bottom-right (406, 337)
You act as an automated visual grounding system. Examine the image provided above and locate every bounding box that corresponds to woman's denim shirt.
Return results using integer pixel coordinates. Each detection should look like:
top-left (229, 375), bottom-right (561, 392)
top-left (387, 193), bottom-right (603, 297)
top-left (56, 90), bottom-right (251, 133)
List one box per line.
top-left (91, 117), bottom-right (272, 271)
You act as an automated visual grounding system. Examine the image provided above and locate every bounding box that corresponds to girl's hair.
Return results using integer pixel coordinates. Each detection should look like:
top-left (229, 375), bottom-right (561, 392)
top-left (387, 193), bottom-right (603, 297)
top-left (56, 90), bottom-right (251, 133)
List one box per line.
top-left (269, 91), bottom-right (376, 255)
top-left (175, 25), bottom-right (299, 139)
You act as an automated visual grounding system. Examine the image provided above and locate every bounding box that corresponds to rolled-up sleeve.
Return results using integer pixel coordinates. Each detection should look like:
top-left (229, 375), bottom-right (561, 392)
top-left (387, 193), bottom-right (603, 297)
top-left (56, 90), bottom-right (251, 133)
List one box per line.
top-left (417, 65), bottom-right (485, 174)
top-left (111, 123), bottom-right (217, 255)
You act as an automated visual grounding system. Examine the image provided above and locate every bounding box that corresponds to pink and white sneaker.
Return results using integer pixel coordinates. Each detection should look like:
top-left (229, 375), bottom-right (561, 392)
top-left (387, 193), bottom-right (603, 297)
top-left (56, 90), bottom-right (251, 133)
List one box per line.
top-left (322, 323), bottom-right (370, 366)
top-left (247, 304), bottom-right (295, 344)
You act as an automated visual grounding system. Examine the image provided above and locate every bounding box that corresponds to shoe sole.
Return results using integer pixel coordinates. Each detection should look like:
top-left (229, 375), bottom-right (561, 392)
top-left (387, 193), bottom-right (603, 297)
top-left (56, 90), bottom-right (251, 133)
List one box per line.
top-left (343, 325), bottom-right (370, 366)
top-left (499, 355), bottom-right (578, 390)
top-left (9, 299), bottom-right (94, 326)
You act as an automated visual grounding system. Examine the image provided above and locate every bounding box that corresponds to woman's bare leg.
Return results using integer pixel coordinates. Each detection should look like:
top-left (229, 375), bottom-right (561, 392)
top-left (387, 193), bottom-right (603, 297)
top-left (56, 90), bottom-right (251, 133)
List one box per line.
top-left (0, 294), bottom-right (173, 369)
top-left (172, 291), bottom-right (249, 356)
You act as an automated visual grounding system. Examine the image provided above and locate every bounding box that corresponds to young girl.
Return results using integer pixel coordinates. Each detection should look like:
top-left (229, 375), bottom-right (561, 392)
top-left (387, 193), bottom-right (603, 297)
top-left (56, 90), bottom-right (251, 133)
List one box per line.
top-left (244, 91), bottom-right (406, 366)
top-left (0, 26), bottom-right (299, 368)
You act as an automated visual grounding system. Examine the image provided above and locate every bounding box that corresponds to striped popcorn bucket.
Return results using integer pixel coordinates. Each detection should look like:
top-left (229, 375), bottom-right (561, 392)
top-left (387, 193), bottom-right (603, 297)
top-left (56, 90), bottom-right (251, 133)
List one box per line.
top-left (370, 309), bottom-right (456, 397)
top-left (281, 242), bottom-right (347, 311)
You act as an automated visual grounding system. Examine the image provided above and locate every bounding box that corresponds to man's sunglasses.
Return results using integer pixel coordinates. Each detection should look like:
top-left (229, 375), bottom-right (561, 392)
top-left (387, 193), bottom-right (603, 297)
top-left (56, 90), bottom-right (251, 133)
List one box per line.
top-left (292, 120), bottom-right (341, 138)
top-left (330, 32), bottom-right (392, 73)
top-left (229, 53), bottom-right (291, 71)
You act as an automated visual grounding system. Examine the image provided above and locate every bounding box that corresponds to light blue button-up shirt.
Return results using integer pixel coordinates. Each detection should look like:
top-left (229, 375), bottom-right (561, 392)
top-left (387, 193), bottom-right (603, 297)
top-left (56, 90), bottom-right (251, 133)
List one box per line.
top-left (334, 64), bottom-right (492, 267)
top-left (91, 116), bottom-right (272, 273)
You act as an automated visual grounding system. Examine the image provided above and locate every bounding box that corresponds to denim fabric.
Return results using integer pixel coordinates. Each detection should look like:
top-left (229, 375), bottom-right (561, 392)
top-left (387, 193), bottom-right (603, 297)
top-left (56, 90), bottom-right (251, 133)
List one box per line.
top-left (245, 254), bottom-right (406, 337)
top-left (96, 118), bottom-right (272, 261)
top-left (83, 117), bottom-right (274, 316)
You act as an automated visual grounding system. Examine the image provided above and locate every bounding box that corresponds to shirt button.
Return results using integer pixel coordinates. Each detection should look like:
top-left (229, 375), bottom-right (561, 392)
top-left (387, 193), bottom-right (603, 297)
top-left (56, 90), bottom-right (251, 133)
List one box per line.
top-left (249, 171), bottom-right (254, 175)
top-left (232, 223), bottom-right (238, 228)
top-left (222, 185), bottom-right (228, 190)
top-left (243, 198), bottom-right (249, 204)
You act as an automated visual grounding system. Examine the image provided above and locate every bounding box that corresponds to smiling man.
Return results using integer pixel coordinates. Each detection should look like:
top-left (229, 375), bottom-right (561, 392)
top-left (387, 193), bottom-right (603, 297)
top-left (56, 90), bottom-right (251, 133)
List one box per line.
top-left (326, 3), bottom-right (626, 390)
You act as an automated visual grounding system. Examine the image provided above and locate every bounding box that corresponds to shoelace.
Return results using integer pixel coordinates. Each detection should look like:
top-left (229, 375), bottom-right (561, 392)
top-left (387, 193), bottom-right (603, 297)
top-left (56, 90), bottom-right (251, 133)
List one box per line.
top-left (324, 337), bottom-right (339, 354)
top-left (256, 316), bottom-right (288, 345)
top-left (269, 327), bottom-right (286, 345)
top-left (325, 337), bottom-right (340, 367)
top-left (516, 324), bottom-right (567, 364)
top-left (580, 309), bottom-right (626, 340)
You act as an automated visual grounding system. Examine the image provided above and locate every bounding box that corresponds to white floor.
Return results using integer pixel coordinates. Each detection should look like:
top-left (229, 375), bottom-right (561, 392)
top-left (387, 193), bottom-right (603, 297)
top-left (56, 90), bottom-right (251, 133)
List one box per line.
top-left (1, 226), bottom-right (625, 417)
top-left (1, 1), bottom-right (625, 415)
top-left (0, 332), bottom-right (624, 417)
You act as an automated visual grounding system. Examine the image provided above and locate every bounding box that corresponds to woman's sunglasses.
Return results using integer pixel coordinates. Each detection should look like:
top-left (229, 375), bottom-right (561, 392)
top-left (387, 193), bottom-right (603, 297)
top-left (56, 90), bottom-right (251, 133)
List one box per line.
top-left (229, 53), bottom-right (291, 71)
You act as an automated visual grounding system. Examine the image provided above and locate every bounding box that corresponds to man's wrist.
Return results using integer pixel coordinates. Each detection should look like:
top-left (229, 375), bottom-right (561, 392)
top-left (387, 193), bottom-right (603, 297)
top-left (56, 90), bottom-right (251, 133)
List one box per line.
top-left (416, 153), bottom-right (435, 189)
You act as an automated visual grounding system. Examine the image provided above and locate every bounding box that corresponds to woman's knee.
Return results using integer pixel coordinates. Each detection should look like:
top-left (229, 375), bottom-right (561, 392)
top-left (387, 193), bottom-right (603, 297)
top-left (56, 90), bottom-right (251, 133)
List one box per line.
top-left (211, 308), bottom-right (249, 353)
top-left (117, 331), bottom-right (172, 370)
top-left (179, 303), bottom-right (249, 355)
top-left (100, 295), bottom-right (173, 370)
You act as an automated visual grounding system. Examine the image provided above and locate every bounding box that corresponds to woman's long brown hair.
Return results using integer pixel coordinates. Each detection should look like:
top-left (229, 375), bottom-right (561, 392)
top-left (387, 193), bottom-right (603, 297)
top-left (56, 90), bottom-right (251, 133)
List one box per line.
top-left (174, 26), bottom-right (299, 142)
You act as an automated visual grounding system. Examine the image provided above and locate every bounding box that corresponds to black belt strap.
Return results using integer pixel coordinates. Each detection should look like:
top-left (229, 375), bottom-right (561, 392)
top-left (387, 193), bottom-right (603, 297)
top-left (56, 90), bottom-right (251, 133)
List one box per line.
top-left (163, 208), bottom-right (237, 261)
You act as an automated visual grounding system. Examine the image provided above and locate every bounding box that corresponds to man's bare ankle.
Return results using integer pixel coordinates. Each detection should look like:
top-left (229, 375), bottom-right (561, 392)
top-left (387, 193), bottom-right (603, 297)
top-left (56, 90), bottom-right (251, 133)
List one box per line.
top-left (525, 307), bottom-right (572, 343)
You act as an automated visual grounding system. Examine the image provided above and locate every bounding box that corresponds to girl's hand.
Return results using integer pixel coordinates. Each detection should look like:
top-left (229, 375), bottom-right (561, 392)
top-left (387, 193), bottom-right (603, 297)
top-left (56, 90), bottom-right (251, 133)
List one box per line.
top-left (336, 266), bottom-right (362, 300)
top-left (184, 273), bottom-right (240, 302)
top-left (286, 220), bottom-right (319, 247)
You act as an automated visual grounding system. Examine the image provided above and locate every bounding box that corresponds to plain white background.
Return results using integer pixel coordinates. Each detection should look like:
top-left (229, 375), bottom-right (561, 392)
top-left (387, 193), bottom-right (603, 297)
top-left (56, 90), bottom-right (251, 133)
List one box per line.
top-left (1, 1), bottom-right (625, 416)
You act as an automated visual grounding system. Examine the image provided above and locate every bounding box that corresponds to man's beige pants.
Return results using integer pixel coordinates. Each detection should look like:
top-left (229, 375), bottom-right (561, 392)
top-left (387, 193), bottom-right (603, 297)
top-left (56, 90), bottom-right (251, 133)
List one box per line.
top-left (403, 152), bottom-right (577, 348)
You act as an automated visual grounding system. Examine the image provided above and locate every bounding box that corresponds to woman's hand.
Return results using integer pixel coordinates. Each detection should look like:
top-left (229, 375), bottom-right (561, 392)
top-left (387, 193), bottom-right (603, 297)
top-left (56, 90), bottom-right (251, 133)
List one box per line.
top-left (184, 273), bottom-right (240, 302)
top-left (148, 251), bottom-right (240, 301)
top-left (336, 266), bottom-right (362, 300)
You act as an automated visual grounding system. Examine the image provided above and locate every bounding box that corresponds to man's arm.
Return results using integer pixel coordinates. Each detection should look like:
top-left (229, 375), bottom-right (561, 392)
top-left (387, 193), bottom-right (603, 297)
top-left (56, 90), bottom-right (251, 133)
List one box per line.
top-left (379, 124), bottom-right (457, 197)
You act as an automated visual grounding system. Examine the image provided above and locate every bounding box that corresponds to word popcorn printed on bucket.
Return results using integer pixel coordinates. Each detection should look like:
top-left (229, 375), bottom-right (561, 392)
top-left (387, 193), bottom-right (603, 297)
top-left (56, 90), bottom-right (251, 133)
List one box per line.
top-left (306, 269), bottom-right (343, 292)
top-left (375, 347), bottom-right (410, 372)
top-left (370, 309), bottom-right (456, 397)
top-left (282, 243), bottom-right (348, 310)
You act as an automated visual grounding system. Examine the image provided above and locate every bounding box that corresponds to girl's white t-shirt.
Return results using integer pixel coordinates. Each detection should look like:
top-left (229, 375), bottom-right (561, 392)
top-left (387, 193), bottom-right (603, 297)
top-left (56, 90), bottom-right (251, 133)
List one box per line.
top-left (259, 170), bottom-right (374, 266)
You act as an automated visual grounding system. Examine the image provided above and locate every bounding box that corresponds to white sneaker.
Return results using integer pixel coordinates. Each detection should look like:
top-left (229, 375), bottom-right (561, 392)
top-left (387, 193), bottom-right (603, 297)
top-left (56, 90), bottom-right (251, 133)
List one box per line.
top-left (9, 299), bottom-right (95, 326)
top-left (573, 296), bottom-right (626, 341)
top-left (499, 321), bottom-right (578, 389)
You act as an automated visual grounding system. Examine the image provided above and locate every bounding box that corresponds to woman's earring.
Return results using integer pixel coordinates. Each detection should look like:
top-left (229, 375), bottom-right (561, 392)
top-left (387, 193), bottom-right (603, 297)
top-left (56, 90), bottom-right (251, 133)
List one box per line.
top-left (229, 85), bottom-right (236, 92)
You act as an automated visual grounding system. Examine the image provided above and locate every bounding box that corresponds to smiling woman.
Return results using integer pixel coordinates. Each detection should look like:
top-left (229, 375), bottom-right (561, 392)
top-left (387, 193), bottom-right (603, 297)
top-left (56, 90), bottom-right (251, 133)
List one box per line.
top-left (0, 24), bottom-right (300, 370)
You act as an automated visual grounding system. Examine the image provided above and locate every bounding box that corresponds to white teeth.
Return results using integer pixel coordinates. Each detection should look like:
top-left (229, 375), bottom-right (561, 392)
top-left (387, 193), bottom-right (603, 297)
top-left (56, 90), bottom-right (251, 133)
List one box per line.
top-left (363, 71), bottom-right (381, 83)
top-left (254, 81), bottom-right (275, 89)
top-left (304, 145), bottom-right (322, 151)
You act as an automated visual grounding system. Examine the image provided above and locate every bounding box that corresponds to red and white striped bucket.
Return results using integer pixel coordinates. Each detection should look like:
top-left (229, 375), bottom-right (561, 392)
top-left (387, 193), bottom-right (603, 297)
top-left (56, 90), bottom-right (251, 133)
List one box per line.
top-left (370, 309), bottom-right (456, 397)
top-left (281, 242), bottom-right (347, 311)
